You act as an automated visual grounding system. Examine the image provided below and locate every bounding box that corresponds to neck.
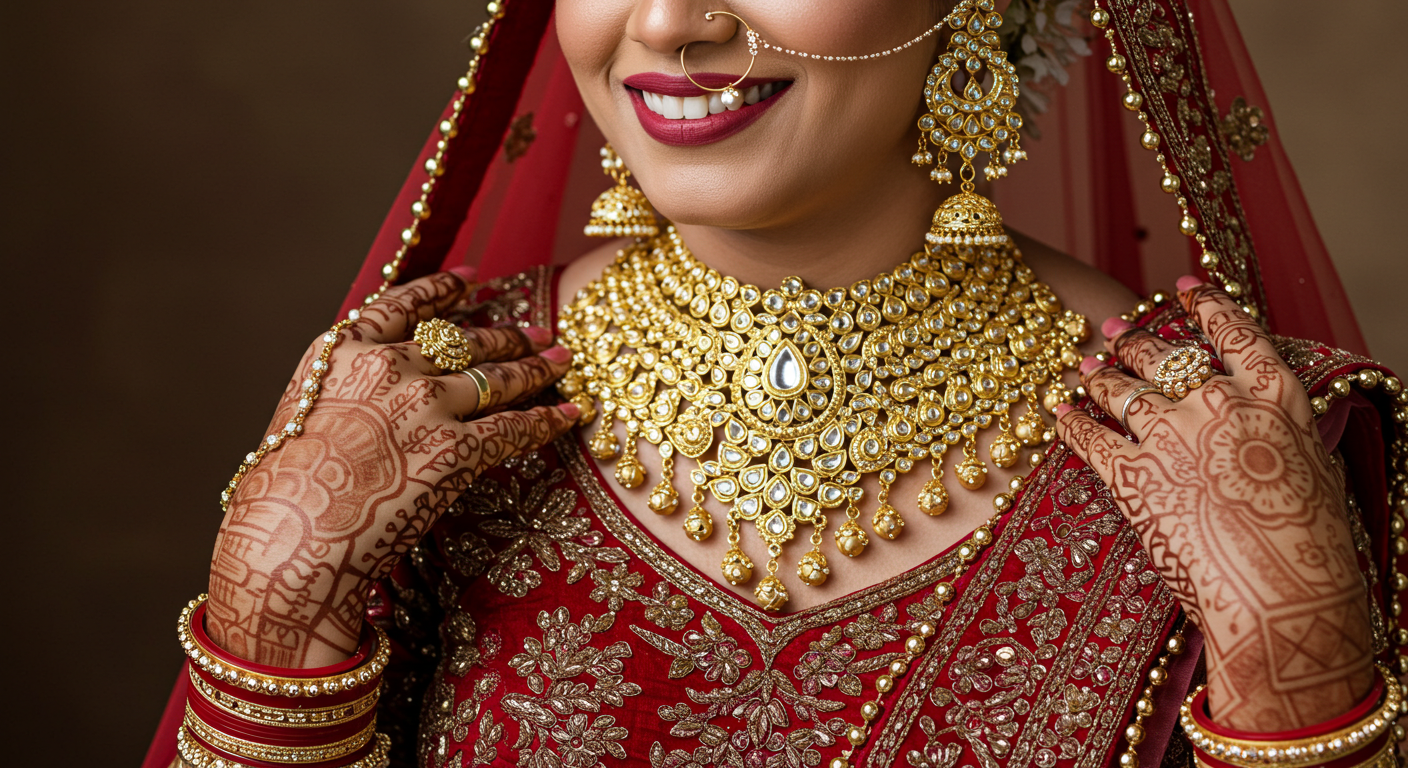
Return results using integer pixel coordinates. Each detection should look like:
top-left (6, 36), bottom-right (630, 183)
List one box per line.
top-left (669, 155), bottom-right (950, 290)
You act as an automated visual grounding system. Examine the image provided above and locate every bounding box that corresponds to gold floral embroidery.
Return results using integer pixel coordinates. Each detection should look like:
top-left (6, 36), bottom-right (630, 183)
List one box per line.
top-left (503, 607), bottom-right (642, 768)
top-left (1219, 97), bottom-right (1269, 162)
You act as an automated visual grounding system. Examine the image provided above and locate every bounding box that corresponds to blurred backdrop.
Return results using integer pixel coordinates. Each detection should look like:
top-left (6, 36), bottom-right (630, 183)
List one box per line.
top-left (1, 1), bottom-right (1402, 762)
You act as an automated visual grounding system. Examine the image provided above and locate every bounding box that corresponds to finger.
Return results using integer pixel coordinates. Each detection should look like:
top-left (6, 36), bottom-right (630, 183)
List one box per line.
top-left (458, 324), bottom-right (554, 366)
top-left (460, 403), bottom-right (581, 476)
top-left (1100, 318), bottom-right (1179, 382)
top-left (1053, 403), bottom-right (1133, 488)
top-left (1177, 277), bottom-right (1284, 378)
top-left (1079, 357), bottom-right (1174, 438)
top-left (352, 268), bottom-right (475, 344)
top-left (441, 346), bottom-right (573, 418)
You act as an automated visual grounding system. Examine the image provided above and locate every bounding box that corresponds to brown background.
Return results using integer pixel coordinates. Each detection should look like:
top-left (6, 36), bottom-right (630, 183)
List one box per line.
top-left (1, 1), bottom-right (1401, 762)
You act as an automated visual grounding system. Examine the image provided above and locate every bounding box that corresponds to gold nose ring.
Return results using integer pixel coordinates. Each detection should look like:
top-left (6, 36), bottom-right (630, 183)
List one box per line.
top-left (679, 11), bottom-right (758, 110)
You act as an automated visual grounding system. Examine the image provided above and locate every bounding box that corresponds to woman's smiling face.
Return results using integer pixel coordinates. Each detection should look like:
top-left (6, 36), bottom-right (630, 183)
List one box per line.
top-left (555, 1), bottom-right (950, 232)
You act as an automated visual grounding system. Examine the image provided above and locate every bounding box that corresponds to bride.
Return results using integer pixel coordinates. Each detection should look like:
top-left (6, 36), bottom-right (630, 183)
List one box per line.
top-left (147, 1), bottom-right (1408, 767)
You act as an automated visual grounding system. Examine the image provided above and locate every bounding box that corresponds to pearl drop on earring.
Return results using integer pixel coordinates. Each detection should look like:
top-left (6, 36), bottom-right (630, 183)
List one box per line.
top-left (720, 87), bottom-right (743, 111)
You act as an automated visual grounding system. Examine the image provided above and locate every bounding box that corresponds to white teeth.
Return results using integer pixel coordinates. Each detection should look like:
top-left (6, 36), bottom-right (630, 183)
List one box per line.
top-left (640, 84), bottom-right (782, 119)
top-left (659, 94), bottom-right (684, 119)
top-left (682, 95), bottom-right (709, 119)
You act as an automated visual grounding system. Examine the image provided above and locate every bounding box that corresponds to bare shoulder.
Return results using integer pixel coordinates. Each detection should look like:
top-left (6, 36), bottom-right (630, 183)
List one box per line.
top-left (1011, 230), bottom-right (1139, 344)
top-left (558, 239), bottom-right (629, 306)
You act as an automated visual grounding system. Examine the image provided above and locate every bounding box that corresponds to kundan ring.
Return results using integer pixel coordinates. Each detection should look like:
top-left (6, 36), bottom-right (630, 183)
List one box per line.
top-left (413, 318), bottom-right (474, 372)
top-left (1152, 345), bottom-right (1214, 401)
top-left (680, 11), bottom-right (758, 110)
top-left (462, 367), bottom-right (493, 413)
top-left (1119, 385), bottom-right (1161, 433)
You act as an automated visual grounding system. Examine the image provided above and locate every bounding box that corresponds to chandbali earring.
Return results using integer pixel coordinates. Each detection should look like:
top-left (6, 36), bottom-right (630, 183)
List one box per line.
top-left (584, 143), bottom-right (659, 238)
top-left (680, 11), bottom-right (758, 110)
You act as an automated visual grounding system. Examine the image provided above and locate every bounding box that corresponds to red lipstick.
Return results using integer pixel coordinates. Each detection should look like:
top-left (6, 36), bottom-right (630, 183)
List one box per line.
top-left (623, 72), bottom-right (791, 147)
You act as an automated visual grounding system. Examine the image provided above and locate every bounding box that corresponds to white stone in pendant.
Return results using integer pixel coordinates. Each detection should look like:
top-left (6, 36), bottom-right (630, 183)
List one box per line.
top-left (765, 513), bottom-right (787, 536)
top-left (762, 340), bottom-right (808, 398)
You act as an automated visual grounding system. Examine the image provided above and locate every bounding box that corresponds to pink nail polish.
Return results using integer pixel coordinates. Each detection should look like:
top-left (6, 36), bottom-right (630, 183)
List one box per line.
top-left (1054, 403), bottom-right (1073, 417)
top-left (1079, 356), bottom-right (1104, 376)
top-left (1176, 275), bottom-right (1205, 292)
top-left (540, 345), bottom-right (572, 363)
top-left (448, 264), bottom-right (477, 280)
top-left (1101, 317), bottom-right (1134, 339)
top-left (558, 402), bottom-right (581, 419)
top-left (523, 326), bottom-right (553, 345)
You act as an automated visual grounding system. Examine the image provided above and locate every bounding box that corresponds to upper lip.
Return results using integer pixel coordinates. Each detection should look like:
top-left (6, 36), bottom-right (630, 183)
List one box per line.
top-left (622, 72), bottom-right (790, 97)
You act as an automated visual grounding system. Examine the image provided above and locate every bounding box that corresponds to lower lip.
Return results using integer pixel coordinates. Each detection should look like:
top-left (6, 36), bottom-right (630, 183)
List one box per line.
top-left (628, 87), bottom-right (788, 147)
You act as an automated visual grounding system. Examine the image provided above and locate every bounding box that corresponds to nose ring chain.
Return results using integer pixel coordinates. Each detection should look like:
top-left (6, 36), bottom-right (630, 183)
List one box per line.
top-left (679, 11), bottom-right (758, 110)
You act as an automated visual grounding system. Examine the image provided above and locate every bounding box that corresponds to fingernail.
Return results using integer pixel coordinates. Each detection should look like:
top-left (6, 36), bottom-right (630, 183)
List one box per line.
top-left (523, 326), bottom-right (553, 345)
top-left (540, 345), bottom-right (572, 363)
top-left (449, 264), bottom-right (477, 280)
top-left (1101, 317), bottom-right (1134, 339)
top-left (1054, 403), bottom-right (1074, 417)
top-left (558, 402), bottom-right (581, 419)
top-left (1176, 275), bottom-right (1205, 292)
top-left (1080, 356), bottom-right (1105, 376)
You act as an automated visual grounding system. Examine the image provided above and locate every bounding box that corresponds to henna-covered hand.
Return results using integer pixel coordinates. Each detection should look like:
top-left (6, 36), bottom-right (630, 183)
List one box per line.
top-left (206, 268), bottom-right (579, 668)
top-left (1054, 278), bottom-right (1372, 731)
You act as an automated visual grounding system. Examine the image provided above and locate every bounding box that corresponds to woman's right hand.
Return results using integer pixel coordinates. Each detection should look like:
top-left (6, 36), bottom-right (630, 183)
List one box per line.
top-left (205, 268), bottom-right (579, 668)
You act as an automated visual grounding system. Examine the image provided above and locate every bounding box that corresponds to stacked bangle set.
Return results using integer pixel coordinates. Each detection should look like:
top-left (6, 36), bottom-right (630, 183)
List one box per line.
top-left (175, 595), bottom-right (391, 768)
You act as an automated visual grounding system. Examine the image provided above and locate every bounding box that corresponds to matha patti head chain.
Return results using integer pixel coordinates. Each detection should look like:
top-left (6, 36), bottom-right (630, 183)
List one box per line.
top-left (561, 0), bottom-right (1087, 611)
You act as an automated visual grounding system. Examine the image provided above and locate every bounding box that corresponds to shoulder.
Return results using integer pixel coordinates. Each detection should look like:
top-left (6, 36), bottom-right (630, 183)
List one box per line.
top-left (1010, 230), bottom-right (1140, 345)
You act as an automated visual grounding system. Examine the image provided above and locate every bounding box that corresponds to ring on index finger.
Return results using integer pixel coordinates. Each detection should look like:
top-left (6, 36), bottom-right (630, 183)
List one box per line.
top-left (1152, 346), bottom-right (1213, 401)
top-left (1119, 385), bottom-right (1161, 434)
top-left (414, 318), bottom-right (474, 372)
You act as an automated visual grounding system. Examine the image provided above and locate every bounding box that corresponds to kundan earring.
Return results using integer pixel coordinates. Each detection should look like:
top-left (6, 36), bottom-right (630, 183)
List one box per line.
top-left (584, 143), bottom-right (658, 238)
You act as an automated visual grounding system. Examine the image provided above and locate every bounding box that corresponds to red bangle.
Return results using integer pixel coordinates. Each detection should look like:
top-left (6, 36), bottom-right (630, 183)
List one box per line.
top-left (1179, 664), bottom-right (1401, 768)
top-left (175, 594), bottom-right (392, 768)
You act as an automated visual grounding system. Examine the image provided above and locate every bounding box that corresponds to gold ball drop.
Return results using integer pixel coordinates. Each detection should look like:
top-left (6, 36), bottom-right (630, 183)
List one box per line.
top-left (754, 575), bottom-right (789, 611)
top-left (834, 520), bottom-right (869, 558)
top-left (614, 455), bottom-right (645, 489)
top-left (956, 456), bottom-right (988, 491)
top-left (989, 434), bottom-right (1020, 469)
top-left (588, 430), bottom-right (620, 460)
top-left (721, 549), bottom-right (754, 586)
top-left (647, 481), bottom-right (679, 515)
top-left (683, 507), bottom-right (713, 541)
top-left (872, 506), bottom-right (905, 540)
top-left (797, 550), bottom-right (830, 586)
top-left (918, 478), bottom-right (949, 516)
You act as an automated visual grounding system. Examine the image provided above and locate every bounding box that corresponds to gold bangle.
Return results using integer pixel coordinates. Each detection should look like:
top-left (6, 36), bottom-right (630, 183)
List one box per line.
top-left (175, 724), bottom-right (391, 768)
top-left (187, 664), bottom-right (380, 728)
top-left (1179, 664), bottom-right (1402, 768)
top-left (177, 595), bottom-right (390, 698)
top-left (183, 703), bottom-right (376, 764)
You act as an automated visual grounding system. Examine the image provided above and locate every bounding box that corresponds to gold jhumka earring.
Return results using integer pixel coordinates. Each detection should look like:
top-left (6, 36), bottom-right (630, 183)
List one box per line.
top-left (584, 143), bottom-right (659, 238)
top-left (557, 0), bottom-right (1087, 611)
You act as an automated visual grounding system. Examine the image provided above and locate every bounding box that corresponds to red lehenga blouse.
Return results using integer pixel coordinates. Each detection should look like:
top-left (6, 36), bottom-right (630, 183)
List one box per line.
top-left (142, 264), bottom-right (1403, 768)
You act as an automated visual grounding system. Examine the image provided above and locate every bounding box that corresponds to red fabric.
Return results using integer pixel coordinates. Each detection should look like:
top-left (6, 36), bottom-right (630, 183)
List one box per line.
top-left (141, 666), bottom-right (189, 768)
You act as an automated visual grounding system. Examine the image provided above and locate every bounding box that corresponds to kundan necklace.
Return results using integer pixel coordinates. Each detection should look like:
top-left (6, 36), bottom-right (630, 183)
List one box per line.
top-left (556, 214), bottom-right (1088, 611)
top-left (558, 0), bottom-right (1089, 611)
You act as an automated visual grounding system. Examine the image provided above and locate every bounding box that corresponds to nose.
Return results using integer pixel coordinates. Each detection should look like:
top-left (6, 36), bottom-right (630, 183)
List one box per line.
top-left (627, 0), bottom-right (745, 66)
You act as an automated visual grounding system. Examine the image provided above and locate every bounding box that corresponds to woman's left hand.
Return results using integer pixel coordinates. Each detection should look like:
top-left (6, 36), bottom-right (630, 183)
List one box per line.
top-left (1053, 279), bottom-right (1374, 731)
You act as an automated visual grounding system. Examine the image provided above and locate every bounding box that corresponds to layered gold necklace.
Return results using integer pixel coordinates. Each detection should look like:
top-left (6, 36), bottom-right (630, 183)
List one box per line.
top-left (558, 0), bottom-right (1090, 611)
top-left (557, 200), bottom-right (1088, 611)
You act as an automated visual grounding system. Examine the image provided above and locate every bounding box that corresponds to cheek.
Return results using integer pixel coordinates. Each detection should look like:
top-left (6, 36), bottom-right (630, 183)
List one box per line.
top-left (555, 0), bottom-right (632, 112)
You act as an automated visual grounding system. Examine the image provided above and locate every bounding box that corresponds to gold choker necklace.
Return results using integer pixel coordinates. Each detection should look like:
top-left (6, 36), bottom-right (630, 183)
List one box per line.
top-left (557, 217), bottom-right (1088, 611)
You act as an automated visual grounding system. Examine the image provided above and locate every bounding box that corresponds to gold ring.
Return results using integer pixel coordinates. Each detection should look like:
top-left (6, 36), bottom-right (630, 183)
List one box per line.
top-left (463, 367), bottom-right (493, 413)
top-left (414, 318), bottom-right (474, 372)
top-left (1152, 346), bottom-right (1214, 401)
top-left (1118, 385), bottom-right (1161, 433)
top-left (680, 11), bottom-right (758, 110)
